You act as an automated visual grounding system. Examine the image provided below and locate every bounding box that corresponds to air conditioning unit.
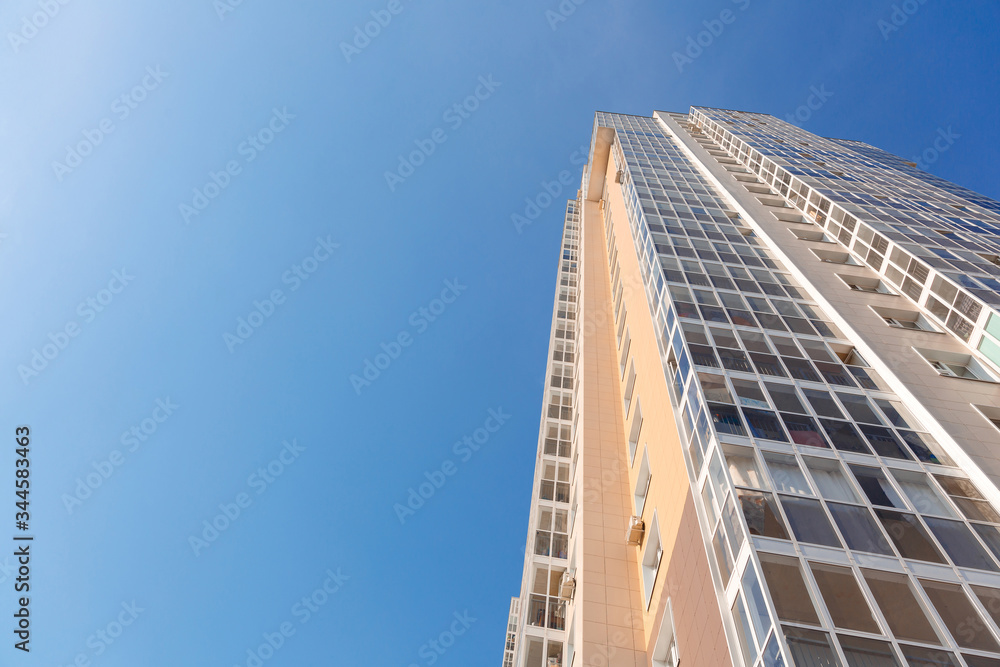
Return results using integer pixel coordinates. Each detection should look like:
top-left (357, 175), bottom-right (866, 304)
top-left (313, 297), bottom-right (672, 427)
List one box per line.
top-left (615, 170), bottom-right (624, 183)
top-left (559, 572), bottom-right (576, 601)
top-left (626, 515), bottom-right (644, 546)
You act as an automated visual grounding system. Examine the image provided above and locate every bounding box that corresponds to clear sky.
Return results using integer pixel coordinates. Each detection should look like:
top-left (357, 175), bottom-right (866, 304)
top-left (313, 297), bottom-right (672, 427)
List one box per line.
top-left (0, 0), bottom-right (997, 664)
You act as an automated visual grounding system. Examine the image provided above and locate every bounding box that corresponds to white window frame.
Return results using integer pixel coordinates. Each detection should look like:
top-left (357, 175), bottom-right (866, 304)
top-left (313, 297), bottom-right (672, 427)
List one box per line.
top-left (623, 361), bottom-right (637, 418)
top-left (641, 511), bottom-right (662, 608)
top-left (628, 401), bottom-right (643, 466)
top-left (915, 347), bottom-right (997, 382)
top-left (634, 447), bottom-right (652, 515)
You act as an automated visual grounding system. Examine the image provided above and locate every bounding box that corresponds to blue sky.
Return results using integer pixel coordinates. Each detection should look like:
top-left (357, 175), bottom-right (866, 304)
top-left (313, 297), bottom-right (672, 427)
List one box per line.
top-left (0, 0), bottom-right (997, 664)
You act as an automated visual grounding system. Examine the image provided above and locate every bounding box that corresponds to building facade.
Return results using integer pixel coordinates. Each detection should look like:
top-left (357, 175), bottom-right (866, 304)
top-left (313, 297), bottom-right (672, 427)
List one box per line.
top-left (505, 107), bottom-right (1000, 667)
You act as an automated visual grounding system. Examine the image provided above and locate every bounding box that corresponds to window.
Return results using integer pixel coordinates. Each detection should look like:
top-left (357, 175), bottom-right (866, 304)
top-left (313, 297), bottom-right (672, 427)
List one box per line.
top-left (890, 470), bottom-right (955, 517)
top-left (809, 563), bottom-right (880, 633)
top-left (642, 512), bottom-right (663, 605)
top-left (827, 503), bottom-right (895, 555)
top-left (862, 569), bottom-right (941, 644)
top-left (742, 566), bottom-right (774, 652)
top-left (874, 509), bottom-right (946, 563)
top-left (782, 627), bottom-right (841, 666)
top-left (628, 401), bottom-right (643, 465)
top-left (764, 383), bottom-right (806, 413)
top-left (742, 408), bottom-right (789, 442)
top-left (651, 599), bottom-right (679, 667)
top-left (934, 475), bottom-right (1000, 523)
top-left (920, 579), bottom-right (1000, 652)
top-left (821, 420), bottom-right (871, 454)
top-left (923, 517), bottom-right (999, 571)
top-left (623, 361), bottom-right (637, 417)
top-left (708, 403), bottom-right (747, 437)
top-left (838, 273), bottom-right (894, 294)
top-left (619, 329), bottom-right (631, 378)
top-left (803, 389), bottom-right (845, 419)
top-left (764, 454), bottom-right (811, 495)
top-left (836, 393), bottom-right (882, 424)
top-left (971, 585), bottom-right (1000, 632)
top-left (750, 353), bottom-right (787, 377)
top-left (851, 466), bottom-right (906, 508)
top-left (915, 348), bottom-right (995, 382)
top-left (634, 448), bottom-right (652, 515)
top-left (871, 305), bottom-right (939, 332)
top-left (543, 424), bottom-right (572, 458)
top-left (837, 635), bottom-right (902, 667)
top-left (732, 378), bottom-right (769, 409)
top-left (805, 458), bottom-right (860, 503)
top-left (780, 496), bottom-right (842, 547)
top-left (758, 554), bottom-right (819, 625)
top-left (859, 425), bottom-right (912, 460)
top-left (736, 489), bottom-right (789, 539)
top-left (813, 248), bottom-right (863, 265)
top-left (727, 447), bottom-right (766, 488)
top-left (732, 594), bottom-right (757, 667)
top-left (698, 372), bottom-right (732, 403)
top-left (781, 413), bottom-right (829, 448)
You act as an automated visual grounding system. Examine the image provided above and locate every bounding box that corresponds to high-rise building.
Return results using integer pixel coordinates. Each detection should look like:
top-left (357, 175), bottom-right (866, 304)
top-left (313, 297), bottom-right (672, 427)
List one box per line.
top-left (505, 107), bottom-right (1000, 667)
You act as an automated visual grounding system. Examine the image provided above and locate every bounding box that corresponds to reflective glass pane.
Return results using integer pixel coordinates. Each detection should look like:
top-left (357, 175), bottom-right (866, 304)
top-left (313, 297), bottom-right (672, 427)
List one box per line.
top-left (828, 503), bottom-right (894, 555)
top-left (806, 460), bottom-right (860, 503)
top-left (764, 454), bottom-right (811, 495)
top-left (861, 569), bottom-right (940, 644)
top-left (742, 408), bottom-right (789, 442)
top-left (875, 510), bottom-right (947, 563)
top-left (765, 382), bottom-right (807, 413)
top-left (742, 566), bottom-right (773, 648)
top-left (804, 389), bottom-right (845, 419)
top-left (891, 471), bottom-right (955, 517)
top-left (809, 563), bottom-right (879, 633)
top-left (851, 466), bottom-right (906, 508)
top-left (759, 554), bottom-right (820, 625)
top-left (727, 450), bottom-right (767, 489)
top-left (836, 635), bottom-right (901, 667)
top-left (920, 579), bottom-right (1000, 652)
top-left (859, 425), bottom-right (912, 460)
top-left (923, 517), bottom-right (999, 571)
top-left (781, 496), bottom-right (842, 548)
top-left (781, 413), bottom-right (830, 448)
top-left (736, 489), bottom-right (789, 540)
top-left (836, 393), bottom-right (884, 424)
top-left (896, 645), bottom-right (959, 667)
top-left (821, 420), bottom-right (871, 454)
